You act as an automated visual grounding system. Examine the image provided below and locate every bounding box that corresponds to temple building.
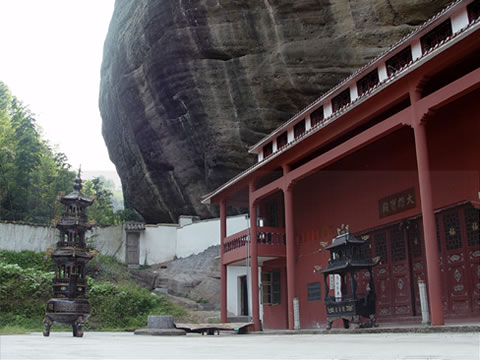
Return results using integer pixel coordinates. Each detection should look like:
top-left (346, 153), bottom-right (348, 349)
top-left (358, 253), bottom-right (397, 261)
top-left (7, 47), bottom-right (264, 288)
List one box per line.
top-left (201, 0), bottom-right (480, 330)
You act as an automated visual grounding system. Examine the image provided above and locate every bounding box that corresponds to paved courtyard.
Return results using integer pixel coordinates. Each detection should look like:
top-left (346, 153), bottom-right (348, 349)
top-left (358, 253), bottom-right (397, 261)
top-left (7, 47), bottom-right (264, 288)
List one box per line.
top-left (0, 331), bottom-right (479, 359)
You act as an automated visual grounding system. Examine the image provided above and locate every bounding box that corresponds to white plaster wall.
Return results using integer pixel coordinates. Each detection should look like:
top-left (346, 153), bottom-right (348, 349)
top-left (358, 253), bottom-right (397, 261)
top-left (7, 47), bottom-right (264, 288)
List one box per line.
top-left (0, 222), bottom-right (56, 252)
top-left (226, 264), bottom-right (262, 320)
top-left (176, 214), bottom-right (248, 259)
top-left (411, 40), bottom-right (422, 61)
top-left (93, 225), bottom-right (124, 262)
top-left (139, 224), bottom-right (178, 266)
top-left (451, 9), bottom-right (469, 33)
top-left (0, 223), bottom-right (125, 259)
top-left (227, 266), bottom-right (248, 316)
top-left (0, 214), bottom-right (249, 266)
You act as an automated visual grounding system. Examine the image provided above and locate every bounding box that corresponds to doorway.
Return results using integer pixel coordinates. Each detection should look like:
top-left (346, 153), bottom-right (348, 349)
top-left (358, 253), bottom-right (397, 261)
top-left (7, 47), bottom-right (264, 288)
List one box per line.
top-left (239, 275), bottom-right (249, 316)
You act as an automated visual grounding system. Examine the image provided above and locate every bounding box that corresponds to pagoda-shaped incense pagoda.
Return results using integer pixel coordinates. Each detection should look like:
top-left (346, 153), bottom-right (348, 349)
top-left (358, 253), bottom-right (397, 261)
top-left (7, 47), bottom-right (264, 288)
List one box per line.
top-left (43, 170), bottom-right (94, 337)
top-left (319, 225), bottom-right (379, 329)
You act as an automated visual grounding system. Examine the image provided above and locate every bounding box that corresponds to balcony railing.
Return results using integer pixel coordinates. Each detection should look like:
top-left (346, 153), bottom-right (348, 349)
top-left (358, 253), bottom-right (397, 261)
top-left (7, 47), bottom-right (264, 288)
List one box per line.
top-left (223, 227), bottom-right (286, 253)
top-left (224, 229), bottom-right (249, 253)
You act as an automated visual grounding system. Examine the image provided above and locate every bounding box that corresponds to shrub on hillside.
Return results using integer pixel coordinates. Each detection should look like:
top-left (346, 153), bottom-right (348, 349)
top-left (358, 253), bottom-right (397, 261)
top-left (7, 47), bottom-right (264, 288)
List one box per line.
top-left (0, 262), bottom-right (53, 327)
top-left (0, 251), bottom-right (185, 331)
top-left (0, 250), bottom-right (53, 272)
top-left (87, 281), bottom-right (185, 329)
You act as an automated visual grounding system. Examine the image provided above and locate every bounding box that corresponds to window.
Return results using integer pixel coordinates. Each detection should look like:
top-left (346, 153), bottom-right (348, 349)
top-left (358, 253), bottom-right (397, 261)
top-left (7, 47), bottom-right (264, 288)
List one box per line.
top-left (307, 282), bottom-right (322, 301)
top-left (420, 19), bottom-right (452, 53)
top-left (468, 0), bottom-right (480, 22)
top-left (443, 211), bottom-right (462, 250)
top-left (310, 106), bottom-right (324, 127)
top-left (263, 142), bottom-right (273, 158)
top-left (357, 69), bottom-right (379, 96)
top-left (332, 88), bottom-right (351, 112)
top-left (277, 131), bottom-right (288, 149)
top-left (262, 270), bottom-right (281, 305)
top-left (386, 46), bottom-right (412, 76)
top-left (266, 199), bottom-right (279, 227)
top-left (294, 119), bottom-right (305, 139)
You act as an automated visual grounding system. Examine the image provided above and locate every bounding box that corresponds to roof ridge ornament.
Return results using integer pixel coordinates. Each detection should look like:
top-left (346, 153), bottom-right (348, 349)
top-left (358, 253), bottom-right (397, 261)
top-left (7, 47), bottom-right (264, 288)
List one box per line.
top-left (73, 166), bottom-right (83, 192)
top-left (337, 224), bottom-right (349, 236)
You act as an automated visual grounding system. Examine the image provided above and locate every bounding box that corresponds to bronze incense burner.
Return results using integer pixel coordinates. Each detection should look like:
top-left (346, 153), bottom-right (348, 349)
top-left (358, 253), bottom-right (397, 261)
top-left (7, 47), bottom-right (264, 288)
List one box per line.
top-left (43, 170), bottom-right (94, 337)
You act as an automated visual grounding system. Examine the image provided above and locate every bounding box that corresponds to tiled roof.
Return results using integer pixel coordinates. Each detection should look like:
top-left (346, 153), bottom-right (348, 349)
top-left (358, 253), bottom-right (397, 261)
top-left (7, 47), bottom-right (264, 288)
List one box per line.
top-left (125, 222), bottom-right (146, 231)
top-left (248, 0), bottom-right (465, 153)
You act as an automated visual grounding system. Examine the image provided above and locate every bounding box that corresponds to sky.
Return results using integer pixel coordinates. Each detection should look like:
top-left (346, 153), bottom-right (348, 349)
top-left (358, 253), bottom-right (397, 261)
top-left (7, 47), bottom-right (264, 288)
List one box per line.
top-left (0, 1), bottom-right (119, 186)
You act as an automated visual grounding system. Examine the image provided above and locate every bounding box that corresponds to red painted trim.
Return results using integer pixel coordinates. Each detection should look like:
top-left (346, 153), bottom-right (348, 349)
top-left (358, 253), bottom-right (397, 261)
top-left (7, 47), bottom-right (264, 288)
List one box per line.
top-left (249, 184), bottom-right (261, 331)
top-left (286, 110), bottom-right (410, 184)
top-left (412, 93), bottom-right (445, 325)
top-left (414, 67), bottom-right (480, 125)
top-left (220, 200), bottom-right (227, 323)
top-left (284, 186), bottom-right (296, 329)
top-left (251, 177), bottom-right (283, 204)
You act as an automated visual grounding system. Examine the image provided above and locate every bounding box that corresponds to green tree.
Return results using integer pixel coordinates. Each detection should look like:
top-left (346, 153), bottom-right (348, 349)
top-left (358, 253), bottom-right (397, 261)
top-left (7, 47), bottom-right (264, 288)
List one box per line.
top-left (83, 177), bottom-right (118, 226)
top-left (0, 81), bottom-right (75, 223)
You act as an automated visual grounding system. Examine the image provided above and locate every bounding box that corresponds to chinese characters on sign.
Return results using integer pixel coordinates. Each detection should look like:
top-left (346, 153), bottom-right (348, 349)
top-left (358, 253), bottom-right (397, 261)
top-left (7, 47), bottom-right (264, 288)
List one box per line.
top-left (379, 188), bottom-right (416, 218)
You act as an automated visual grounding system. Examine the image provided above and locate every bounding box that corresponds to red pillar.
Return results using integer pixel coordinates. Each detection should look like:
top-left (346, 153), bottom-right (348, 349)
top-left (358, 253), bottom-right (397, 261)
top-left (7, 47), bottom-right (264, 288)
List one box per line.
top-left (249, 183), bottom-right (261, 331)
top-left (219, 199), bottom-right (227, 323)
top-left (411, 89), bottom-right (445, 325)
top-left (284, 184), bottom-right (296, 330)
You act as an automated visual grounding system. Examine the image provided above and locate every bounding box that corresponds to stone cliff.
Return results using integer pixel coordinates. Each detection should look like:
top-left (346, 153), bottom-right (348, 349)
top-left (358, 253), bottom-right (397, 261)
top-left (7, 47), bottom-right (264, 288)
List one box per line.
top-left (100, 0), bottom-right (452, 223)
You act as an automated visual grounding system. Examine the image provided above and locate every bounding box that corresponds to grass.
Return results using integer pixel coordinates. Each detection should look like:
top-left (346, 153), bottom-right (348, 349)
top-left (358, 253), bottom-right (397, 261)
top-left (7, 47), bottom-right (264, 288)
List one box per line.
top-left (0, 250), bottom-right (187, 335)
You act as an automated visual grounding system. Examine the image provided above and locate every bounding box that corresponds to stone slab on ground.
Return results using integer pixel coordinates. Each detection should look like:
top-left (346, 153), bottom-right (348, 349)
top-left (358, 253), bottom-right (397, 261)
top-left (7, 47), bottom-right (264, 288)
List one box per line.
top-left (175, 322), bottom-right (253, 334)
top-left (134, 328), bottom-right (186, 336)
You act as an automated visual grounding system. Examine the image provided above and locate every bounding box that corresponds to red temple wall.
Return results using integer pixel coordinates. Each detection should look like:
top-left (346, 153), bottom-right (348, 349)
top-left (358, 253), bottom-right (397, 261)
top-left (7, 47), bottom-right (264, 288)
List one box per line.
top-left (282, 90), bottom-right (479, 328)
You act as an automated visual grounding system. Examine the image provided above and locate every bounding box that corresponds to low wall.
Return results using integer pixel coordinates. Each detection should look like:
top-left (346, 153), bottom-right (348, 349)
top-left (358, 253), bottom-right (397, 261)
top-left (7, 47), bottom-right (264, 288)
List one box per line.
top-left (176, 214), bottom-right (249, 259)
top-left (0, 214), bottom-right (249, 266)
top-left (0, 222), bottom-right (124, 256)
top-left (138, 224), bottom-right (178, 265)
top-left (94, 225), bottom-right (124, 261)
top-left (0, 222), bottom-right (56, 252)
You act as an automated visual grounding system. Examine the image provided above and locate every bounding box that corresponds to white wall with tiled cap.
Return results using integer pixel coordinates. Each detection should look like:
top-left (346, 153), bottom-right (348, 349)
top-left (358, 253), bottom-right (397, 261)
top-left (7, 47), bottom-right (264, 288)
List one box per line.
top-left (0, 214), bottom-right (250, 265)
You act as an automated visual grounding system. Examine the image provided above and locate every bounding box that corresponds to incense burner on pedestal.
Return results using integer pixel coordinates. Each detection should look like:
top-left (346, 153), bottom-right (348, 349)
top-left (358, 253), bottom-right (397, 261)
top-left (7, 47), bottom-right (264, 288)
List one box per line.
top-left (43, 171), bottom-right (94, 337)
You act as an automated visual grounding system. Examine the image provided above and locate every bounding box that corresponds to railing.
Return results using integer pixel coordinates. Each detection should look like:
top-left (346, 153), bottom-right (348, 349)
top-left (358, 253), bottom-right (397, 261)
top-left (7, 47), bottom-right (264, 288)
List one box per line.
top-left (56, 240), bottom-right (86, 249)
top-left (257, 226), bottom-right (286, 245)
top-left (223, 227), bottom-right (286, 253)
top-left (224, 229), bottom-right (249, 253)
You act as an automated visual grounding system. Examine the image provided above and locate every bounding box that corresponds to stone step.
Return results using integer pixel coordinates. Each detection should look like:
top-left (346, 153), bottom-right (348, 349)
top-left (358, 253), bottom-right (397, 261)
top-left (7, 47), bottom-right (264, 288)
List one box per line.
top-left (227, 316), bottom-right (250, 323)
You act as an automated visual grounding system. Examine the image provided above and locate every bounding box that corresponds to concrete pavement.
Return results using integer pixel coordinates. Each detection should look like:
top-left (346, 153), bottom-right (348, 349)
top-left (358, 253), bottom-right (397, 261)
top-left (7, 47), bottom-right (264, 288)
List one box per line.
top-left (1, 331), bottom-right (479, 359)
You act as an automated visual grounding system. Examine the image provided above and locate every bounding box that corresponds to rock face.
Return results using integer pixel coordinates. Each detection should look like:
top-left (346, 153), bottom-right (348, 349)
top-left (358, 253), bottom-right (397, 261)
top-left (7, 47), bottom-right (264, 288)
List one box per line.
top-left (131, 245), bottom-right (221, 309)
top-left (100, 0), bottom-right (452, 223)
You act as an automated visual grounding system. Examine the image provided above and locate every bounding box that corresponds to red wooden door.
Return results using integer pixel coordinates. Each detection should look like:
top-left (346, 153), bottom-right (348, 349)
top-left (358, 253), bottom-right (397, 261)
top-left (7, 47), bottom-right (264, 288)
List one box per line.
top-left (464, 207), bottom-right (480, 313)
top-left (372, 231), bottom-right (392, 317)
top-left (438, 207), bottom-right (475, 314)
top-left (388, 226), bottom-right (413, 316)
top-left (406, 220), bottom-right (427, 316)
top-left (372, 225), bottom-right (413, 318)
